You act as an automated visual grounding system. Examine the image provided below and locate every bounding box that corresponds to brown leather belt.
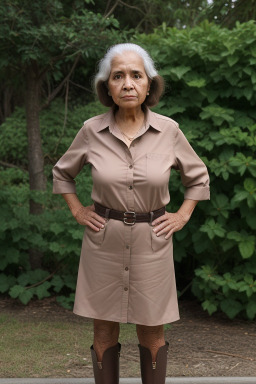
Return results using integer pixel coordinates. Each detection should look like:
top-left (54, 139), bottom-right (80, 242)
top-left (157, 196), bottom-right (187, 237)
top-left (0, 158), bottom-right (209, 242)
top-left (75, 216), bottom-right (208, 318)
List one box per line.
top-left (94, 202), bottom-right (165, 226)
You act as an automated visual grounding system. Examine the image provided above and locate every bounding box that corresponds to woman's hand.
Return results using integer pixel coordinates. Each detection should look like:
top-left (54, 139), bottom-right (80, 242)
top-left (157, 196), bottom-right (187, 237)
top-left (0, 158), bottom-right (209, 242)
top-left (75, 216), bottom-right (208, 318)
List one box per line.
top-left (74, 204), bottom-right (106, 231)
top-left (151, 199), bottom-right (198, 239)
top-left (151, 211), bottom-right (189, 239)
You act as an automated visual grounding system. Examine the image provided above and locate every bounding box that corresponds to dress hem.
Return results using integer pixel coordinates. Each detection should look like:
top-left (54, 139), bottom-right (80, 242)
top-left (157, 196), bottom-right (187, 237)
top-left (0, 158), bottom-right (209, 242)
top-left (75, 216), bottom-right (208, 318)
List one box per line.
top-left (73, 308), bottom-right (180, 326)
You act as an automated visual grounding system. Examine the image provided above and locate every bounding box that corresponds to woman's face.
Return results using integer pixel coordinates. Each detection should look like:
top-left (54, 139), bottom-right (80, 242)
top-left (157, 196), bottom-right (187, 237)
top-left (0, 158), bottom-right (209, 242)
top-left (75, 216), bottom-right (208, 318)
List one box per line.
top-left (107, 51), bottom-right (150, 110)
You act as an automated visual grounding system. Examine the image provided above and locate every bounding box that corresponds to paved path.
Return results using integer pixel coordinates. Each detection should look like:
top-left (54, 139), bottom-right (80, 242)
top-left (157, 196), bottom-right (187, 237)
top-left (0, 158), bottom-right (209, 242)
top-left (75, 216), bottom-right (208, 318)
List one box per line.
top-left (0, 378), bottom-right (255, 384)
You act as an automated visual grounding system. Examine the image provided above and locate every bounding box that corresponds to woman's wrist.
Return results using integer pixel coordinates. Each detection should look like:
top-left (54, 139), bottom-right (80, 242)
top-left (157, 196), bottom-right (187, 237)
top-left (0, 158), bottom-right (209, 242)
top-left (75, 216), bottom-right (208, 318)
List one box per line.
top-left (177, 199), bottom-right (198, 222)
top-left (61, 193), bottom-right (83, 218)
top-left (72, 205), bottom-right (84, 218)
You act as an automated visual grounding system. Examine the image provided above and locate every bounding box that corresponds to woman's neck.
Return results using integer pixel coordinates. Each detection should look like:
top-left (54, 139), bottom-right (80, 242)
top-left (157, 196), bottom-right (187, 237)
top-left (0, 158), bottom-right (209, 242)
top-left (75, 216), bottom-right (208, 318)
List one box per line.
top-left (115, 107), bottom-right (144, 125)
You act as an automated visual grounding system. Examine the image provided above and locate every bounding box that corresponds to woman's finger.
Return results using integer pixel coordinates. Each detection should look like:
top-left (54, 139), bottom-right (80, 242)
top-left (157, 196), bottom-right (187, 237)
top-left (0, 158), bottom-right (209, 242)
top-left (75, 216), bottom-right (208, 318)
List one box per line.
top-left (87, 221), bottom-right (104, 231)
top-left (154, 223), bottom-right (174, 236)
top-left (89, 217), bottom-right (106, 228)
top-left (164, 230), bottom-right (174, 240)
top-left (86, 205), bottom-right (106, 225)
top-left (153, 212), bottom-right (186, 235)
top-left (75, 206), bottom-right (105, 228)
top-left (91, 213), bottom-right (107, 225)
top-left (151, 213), bottom-right (168, 227)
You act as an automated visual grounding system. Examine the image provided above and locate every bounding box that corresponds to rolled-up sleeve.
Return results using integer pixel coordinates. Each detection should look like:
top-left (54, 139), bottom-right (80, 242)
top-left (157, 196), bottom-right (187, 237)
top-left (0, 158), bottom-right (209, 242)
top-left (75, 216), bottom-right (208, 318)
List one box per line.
top-left (173, 127), bottom-right (210, 201)
top-left (52, 127), bottom-right (88, 194)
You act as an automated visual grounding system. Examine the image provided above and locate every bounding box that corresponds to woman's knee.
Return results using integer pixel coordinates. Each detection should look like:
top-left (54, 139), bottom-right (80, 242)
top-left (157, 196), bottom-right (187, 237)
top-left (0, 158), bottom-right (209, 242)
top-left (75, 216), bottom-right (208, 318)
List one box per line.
top-left (136, 324), bottom-right (164, 344)
top-left (136, 324), bottom-right (164, 337)
top-left (94, 319), bottom-right (120, 344)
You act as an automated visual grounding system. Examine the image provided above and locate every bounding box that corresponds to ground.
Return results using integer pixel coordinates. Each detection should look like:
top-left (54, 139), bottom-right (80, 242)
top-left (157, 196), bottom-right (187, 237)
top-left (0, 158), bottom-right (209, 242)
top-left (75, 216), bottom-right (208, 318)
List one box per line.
top-left (1, 297), bottom-right (256, 378)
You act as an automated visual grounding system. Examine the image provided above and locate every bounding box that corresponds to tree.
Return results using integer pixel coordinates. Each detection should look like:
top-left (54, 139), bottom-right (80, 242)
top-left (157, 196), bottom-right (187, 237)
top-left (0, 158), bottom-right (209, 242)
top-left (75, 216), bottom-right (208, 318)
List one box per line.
top-left (205, 0), bottom-right (256, 27)
top-left (87, 0), bottom-right (256, 31)
top-left (0, 0), bottom-right (121, 268)
top-left (87, 0), bottom-right (209, 31)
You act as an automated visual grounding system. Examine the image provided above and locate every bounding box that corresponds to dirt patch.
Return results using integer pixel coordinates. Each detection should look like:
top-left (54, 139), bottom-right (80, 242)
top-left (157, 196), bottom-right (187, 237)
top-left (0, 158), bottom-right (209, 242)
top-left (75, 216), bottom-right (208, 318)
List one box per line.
top-left (0, 296), bottom-right (255, 377)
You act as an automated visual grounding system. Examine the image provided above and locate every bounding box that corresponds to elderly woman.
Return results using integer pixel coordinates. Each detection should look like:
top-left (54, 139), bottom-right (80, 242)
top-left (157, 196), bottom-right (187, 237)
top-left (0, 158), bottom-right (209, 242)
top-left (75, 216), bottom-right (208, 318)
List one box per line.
top-left (52, 43), bottom-right (210, 384)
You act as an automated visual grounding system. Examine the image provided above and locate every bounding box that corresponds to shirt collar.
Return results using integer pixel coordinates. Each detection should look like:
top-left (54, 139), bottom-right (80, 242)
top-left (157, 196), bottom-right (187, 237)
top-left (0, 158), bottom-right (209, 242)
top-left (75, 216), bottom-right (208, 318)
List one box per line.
top-left (96, 106), bottom-right (162, 133)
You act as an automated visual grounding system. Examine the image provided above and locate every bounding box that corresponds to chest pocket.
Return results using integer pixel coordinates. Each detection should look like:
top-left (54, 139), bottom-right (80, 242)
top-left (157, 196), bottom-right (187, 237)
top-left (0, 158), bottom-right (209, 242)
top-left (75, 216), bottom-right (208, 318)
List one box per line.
top-left (85, 224), bottom-right (107, 247)
top-left (146, 153), bottom-right (171, 185)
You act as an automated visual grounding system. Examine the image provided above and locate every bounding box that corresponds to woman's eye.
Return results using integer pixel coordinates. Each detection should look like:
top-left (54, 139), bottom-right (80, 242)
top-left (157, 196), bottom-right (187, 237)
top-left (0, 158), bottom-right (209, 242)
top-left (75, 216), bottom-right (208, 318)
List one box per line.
top-left (114, 74), bottom-right (122, 79)
top-left (134, 74), bottom-right (141, 79)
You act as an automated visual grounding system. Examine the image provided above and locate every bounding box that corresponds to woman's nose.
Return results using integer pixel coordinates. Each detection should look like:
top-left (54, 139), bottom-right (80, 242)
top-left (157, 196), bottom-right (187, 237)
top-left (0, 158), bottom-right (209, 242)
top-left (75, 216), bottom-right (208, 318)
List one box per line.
top-left (123, 76), bottom-right (134, 90)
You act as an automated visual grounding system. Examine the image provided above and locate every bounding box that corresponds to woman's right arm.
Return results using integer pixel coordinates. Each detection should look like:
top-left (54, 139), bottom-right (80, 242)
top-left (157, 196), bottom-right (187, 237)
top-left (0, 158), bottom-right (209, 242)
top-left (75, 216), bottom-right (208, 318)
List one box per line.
top-left (52, 126), bottom-right (105, 231)
top-left (62, 193), bottom-right (106, 231)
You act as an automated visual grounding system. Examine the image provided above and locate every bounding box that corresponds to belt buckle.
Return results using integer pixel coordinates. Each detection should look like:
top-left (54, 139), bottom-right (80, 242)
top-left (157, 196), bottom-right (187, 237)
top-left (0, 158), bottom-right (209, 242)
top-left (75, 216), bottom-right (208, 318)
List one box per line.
top-left (124, 211), bottom-right (136, 225)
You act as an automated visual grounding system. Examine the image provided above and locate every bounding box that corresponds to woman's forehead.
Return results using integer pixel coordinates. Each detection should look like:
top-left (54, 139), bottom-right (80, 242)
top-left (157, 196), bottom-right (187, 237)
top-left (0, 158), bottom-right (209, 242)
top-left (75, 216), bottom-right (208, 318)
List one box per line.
top-left (110, 51), bottom-right (145, 72)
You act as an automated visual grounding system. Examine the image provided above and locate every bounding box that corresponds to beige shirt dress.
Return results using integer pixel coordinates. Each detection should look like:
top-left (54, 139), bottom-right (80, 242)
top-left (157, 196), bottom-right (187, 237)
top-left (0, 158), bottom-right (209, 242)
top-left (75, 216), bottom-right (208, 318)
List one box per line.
top-left (52, 107), bottom-right (210, 326)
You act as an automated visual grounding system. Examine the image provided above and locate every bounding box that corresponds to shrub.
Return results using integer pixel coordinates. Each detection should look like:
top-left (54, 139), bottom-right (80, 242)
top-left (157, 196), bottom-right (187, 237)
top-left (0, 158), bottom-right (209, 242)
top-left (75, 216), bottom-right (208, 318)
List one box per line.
top-left (1, 22), bottom-right (256, 319)
top-left (0, 101), bottom-right (103, 308)
top-left (135, 21), bottom-right (256, 319)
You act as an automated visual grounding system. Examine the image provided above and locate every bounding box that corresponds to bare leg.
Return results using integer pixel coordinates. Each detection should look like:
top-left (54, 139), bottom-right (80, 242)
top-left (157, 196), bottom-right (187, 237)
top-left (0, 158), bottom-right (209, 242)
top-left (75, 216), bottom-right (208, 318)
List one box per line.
top-left (93, 319), bottom-right (120, 361)
top-left (136, 324), bottom-right (165, 362)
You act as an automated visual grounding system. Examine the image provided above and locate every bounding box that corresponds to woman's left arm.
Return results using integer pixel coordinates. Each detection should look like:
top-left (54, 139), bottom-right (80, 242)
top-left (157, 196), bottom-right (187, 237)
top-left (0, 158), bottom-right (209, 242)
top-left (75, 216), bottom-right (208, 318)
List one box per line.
top-left (151, 199), bottom-right (198, 239)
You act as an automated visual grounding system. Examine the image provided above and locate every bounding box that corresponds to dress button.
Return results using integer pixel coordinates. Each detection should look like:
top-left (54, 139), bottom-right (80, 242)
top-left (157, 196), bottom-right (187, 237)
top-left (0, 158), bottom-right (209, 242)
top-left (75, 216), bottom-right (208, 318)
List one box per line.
top-left (126, 245), bottom-right (130, 249)
top-left (129, 165), bottom-right (133, 169)
top-left (125, 267), bottom-right (129, 271)
top-left (124, 287), bottom-right (128, 291)
top-left (128, 185), bottom-right (133, 190)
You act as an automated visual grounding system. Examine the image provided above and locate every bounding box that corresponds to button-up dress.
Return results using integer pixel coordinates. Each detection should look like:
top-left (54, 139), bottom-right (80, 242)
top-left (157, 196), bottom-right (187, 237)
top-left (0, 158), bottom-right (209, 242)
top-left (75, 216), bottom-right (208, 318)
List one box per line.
top-left (52, 107), bottom-right (210, 326)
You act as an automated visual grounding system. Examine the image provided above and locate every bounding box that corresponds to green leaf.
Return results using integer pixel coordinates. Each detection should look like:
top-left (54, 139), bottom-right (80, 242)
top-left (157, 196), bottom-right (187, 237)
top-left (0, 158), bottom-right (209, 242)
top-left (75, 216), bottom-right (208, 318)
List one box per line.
top-left (246, 300), bottom-right (256, 320)
top-left (200, 219), bottom-right (226, 240)
top-left (227, 231), bottom-right (241, 241)
top-left (246, 215), bottom-right (256, 230)
top-left (0, 258), bottom-right (8, 271)
top-left (186, 78), bottom-right (206, 88)
top-left (0, 274), bottom-right (16, 293)
top-left (17, 273), bottom-right (31, 286)
top-left (220, 299), bottom-right (243, 319)
top-left (19, 289), bottom-right (34, 305)
top-left (166, 106), bottom-right (186, 115)
top-left (200, 104), bottom-right (234, 125)
top-left (227, 55), bottom-right (239, 67)
top-left (244, 178), bottom-right (256, 193)
top-left (244, 275), bottom-right (254, 285)
top-left (68, 228), bottom-right (83, 240)
top-left (239, 239), bottom-right (255, 259)
top-left (210, 194), bottom-right (230, 218)
top-left (56, 294), bottom-right (75, 310)
top-left (35, 282), bottom-right (51, 300)
top-left (50, 223), bottom-right (64, 235)
top-left (51, 275), bottom-right (64, 293)
top-left (9, 285), bottom-right (25, 299)
top-left (49, 242), bottom-right (62, 253)
top-left (202, 300), bottom-right (218, 315)
top-left (170, 66), bottom-right (190, 79)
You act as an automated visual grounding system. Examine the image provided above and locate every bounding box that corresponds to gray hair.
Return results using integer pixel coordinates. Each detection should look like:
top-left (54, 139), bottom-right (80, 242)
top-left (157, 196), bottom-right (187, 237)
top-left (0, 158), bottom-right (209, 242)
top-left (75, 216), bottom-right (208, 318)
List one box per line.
top-left (94, 43), bottom-right (164, 108)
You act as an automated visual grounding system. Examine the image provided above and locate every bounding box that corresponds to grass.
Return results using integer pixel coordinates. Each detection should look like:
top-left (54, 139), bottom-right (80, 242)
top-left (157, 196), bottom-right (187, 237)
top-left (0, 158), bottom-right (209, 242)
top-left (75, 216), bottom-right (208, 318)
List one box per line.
top-left (0, 310), bottom-right (171, 378)
top-left (0, 314), bottom-right (143, 378)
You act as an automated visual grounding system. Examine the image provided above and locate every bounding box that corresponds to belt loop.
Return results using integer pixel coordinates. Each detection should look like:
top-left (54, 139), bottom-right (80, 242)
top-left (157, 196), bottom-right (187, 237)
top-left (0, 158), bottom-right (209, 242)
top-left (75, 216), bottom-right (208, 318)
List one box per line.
top-left (105, 208), bottom-right (110, 220)
top-left (149, 211), bottom-right (154, 226)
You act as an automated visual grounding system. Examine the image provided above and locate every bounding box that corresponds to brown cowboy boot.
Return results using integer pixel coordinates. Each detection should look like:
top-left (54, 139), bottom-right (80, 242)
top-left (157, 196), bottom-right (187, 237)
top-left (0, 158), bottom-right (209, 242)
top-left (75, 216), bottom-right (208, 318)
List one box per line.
top-left (90, 342), bottom-right (121, 384)
top-left (138, 341), bottom-right (169, 384)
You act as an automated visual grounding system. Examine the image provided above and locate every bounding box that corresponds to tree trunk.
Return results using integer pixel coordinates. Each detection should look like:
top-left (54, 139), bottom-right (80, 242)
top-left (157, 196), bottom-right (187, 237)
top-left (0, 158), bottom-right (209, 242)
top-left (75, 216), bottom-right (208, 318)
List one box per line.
top-left (25, 63), bottom-right (46, 269)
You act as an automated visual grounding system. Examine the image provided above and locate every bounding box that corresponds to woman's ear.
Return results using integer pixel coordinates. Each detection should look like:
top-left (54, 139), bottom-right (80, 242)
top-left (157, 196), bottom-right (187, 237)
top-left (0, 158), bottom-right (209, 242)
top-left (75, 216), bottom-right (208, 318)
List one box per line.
top-left (105, 81), bottom-right (111, 96)
top-left (147, 79), bottom-right (152, 95)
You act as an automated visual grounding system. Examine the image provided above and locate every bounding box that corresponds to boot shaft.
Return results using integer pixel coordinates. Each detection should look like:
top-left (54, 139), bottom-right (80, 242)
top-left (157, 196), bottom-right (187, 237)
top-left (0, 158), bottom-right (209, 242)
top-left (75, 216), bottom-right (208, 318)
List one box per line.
top-left (90, 342), bottom-right (121, 384)
top-left (138, 341), bottom-right (169, 384)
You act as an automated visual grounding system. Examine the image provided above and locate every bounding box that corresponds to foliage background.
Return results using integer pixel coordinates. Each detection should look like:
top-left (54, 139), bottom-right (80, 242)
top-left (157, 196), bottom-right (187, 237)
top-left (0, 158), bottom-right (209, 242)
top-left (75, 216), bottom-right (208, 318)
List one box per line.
top-left (0, 1), bottom-right (256, 320)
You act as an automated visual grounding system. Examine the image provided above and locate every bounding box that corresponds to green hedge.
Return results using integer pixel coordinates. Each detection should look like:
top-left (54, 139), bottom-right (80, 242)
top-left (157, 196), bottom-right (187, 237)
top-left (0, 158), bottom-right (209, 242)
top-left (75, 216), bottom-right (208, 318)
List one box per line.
top-left (0, 100), bottom-right (106, 309)
top-left (0, 21), bottom-right (256, 319)
top-left (135, 20), bottom-right (256, 319)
